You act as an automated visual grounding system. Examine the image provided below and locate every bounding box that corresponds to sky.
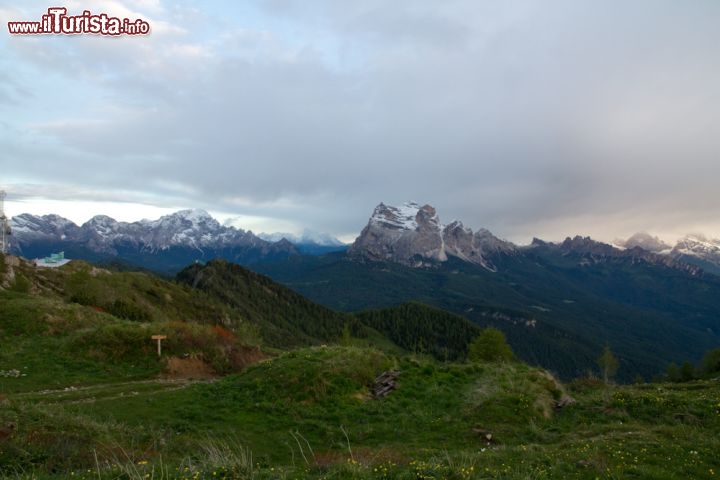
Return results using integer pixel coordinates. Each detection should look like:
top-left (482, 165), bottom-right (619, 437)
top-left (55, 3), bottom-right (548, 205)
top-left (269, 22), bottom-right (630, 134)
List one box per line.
top-left (1, 0), bottom-right (719, 245)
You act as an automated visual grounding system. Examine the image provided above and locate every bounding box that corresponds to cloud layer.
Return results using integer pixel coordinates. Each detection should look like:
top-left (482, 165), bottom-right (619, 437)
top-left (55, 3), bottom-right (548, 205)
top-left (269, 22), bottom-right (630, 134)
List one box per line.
top-left (2, 0), bottom-right (720, 242)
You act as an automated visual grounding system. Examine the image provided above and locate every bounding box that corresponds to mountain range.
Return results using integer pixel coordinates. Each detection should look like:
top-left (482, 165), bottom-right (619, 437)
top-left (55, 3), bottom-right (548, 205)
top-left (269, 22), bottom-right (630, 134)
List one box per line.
top-left (8, 209), bottom-right (307, 274)
top-left (7, 201), bottom-right (720, 379)
top-left (8, 202), bottom-right (720, 275)
top-left (346, 202), bottom-right (720, 275)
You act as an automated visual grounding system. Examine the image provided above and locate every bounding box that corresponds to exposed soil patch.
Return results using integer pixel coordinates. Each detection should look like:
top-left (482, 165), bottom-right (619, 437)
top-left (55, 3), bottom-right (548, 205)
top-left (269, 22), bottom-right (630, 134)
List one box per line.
top-left (162, 356), bottom-right (216, 380)
top-left (230, 345), bottom-right (268, 370)
top-left (161, 346), bottom-right (267, 380)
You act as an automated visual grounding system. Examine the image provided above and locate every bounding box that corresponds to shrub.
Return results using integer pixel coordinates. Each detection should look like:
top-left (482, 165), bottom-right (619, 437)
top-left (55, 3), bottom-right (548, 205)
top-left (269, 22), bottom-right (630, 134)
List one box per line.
top-left (68, 323), bottom-right (153, 362)
top-left (468, 328), bottom-right (514, 362)
top-left (105, 298), bottom-right (152, 322)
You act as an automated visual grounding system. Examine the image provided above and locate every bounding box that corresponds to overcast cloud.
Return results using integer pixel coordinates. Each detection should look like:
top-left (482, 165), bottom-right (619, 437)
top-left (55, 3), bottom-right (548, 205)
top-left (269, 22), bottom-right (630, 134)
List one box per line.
top-left (1, 0), bottom-right (719, 243)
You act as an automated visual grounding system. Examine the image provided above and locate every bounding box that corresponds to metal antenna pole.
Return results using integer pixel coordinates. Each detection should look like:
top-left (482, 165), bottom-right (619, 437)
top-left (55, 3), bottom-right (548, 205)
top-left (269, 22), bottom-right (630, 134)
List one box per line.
top-left (0, 190), bottom-right (10, 254)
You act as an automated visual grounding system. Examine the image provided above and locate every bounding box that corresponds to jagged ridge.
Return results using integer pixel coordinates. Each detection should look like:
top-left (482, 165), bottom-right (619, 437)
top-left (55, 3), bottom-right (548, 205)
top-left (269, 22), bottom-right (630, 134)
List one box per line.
top-left (9, 209), bottom-right (299, 272)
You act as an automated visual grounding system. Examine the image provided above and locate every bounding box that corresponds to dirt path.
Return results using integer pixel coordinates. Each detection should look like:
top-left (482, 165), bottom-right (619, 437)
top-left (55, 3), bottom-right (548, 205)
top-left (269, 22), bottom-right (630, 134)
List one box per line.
top-left (12, 377), bottom-right (216, 404)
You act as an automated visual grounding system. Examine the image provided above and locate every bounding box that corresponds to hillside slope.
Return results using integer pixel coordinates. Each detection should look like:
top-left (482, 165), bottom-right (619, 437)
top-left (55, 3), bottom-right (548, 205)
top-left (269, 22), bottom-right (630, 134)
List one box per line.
top-left (253, 249), bottom-right (720, 380)
top-left (1, 254), bottom-right (480, 366)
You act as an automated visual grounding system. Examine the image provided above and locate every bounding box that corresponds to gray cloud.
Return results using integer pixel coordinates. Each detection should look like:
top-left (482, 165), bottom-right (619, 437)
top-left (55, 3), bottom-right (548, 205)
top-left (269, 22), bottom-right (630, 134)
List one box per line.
top-left (2, 0), bottom-right (720, 243)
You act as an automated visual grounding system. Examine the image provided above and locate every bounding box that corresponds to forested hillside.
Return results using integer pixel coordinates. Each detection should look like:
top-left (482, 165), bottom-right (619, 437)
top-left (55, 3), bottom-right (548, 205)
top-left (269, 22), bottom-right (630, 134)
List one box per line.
top-left (254, 251), bottom-right (720, 380)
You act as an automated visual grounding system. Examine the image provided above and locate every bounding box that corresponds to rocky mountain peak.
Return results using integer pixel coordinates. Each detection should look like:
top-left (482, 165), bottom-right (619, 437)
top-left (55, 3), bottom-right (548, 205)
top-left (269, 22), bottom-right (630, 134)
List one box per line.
top-left (415, 204), bottom-right (441, 231)
top-left (85, 215), bottom-right (118, 226)
top-left (83, 215), bottom-right (120, 233)
top-left (530, 237), bottom-right (548, 247)
top-left (673, 234), bottom-right (720, 254)
top-left (560, 236), bottom-right (617, 255)
top-left (444, 220), bottom-right (470, 233)
top-left (349, 202), bottom-right (514, 270)
top-left (11, 213), bottom-right (80, 237)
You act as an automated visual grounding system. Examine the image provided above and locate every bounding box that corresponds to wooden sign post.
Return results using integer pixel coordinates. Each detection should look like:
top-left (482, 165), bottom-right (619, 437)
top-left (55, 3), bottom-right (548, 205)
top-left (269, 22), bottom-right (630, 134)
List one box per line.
top-left (151, 335), bottom-right (167, 357)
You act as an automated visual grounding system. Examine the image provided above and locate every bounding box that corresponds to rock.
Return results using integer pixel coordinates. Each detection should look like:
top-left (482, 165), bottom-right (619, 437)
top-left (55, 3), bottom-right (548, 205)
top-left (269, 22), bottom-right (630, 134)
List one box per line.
top-left (555, 395), bottom-right (576, 409)
top-left (471, 427), bottom-right (495, 443)
top-left (372, 370), bottom-right (400, 398)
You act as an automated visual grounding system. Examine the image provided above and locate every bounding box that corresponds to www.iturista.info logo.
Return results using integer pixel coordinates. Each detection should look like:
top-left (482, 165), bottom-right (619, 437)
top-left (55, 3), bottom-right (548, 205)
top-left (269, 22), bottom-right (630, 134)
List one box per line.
top-left (7, 7), bottom-right (150, 35)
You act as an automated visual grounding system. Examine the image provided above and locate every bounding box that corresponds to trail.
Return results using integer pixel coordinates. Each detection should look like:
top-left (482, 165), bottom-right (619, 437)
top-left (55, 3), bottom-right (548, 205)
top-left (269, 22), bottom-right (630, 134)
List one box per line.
top-left (12, 377), bottom-right (217, 405)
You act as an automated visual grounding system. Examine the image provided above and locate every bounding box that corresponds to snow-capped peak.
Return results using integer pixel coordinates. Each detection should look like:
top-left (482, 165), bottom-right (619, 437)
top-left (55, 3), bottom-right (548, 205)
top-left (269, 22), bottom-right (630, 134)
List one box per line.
top-left (673, 234), bottom-right (720, 257)
top-left (85, 215), bottom-right (118, 225)
top-left (369, 201), bottom-right (439, 231)
top-left (175, 209), bottom-right (214, 222)
top-left (82, 215), bottom-right (122, 239)
top-left (10, 213), bottom-right (78, 235)
top-left (165, 209), bottom-right (217, 227)
top-left (146, 209), bottom-right (221, 233)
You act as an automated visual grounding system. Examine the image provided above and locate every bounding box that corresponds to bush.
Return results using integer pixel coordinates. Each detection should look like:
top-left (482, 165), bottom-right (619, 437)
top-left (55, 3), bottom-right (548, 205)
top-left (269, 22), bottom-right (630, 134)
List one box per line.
top-left (105, 298), bottom-right (152, 322)
top-left (68, 323), bottom-right (154, 362)
top-left (162, 321), bottom-right (234, 373)
top-left (468, 328), bottom-right (514, 362)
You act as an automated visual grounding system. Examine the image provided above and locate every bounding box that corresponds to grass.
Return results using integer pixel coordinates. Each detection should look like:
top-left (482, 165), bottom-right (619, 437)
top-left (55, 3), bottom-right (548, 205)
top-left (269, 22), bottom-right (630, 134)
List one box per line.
top-left (2, 345), bottom-right (719, 479)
